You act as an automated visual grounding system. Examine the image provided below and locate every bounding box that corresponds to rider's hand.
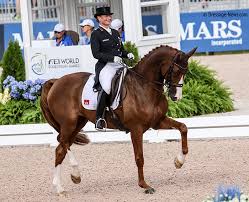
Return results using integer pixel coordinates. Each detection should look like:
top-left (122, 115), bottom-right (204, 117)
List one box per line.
top-left (114, 56), bottom-right (122, 63)
top-left (127, 53), bottom-right (135, 60)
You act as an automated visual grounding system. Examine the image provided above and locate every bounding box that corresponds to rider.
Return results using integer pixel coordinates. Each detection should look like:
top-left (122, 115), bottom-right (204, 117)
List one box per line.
top-left (91, 6), bottom-right (134, 130)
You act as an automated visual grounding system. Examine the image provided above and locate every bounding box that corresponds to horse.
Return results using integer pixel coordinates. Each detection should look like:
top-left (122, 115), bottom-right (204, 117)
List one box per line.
top-left (40, 45), bottom-right (197, 195)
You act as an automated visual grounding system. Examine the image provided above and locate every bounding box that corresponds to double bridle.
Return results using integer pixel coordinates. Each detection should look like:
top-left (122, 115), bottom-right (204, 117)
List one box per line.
top-left (126, 52), bottom-right (188, 94)
top-left (163, 52), bottom-right (188, 89)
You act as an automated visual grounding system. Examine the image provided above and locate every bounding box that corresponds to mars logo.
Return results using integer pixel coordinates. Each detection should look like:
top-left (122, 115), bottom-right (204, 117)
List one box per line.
top-left (31, 53), bottom-right (46, 75)
top-left (181, 20), bottom-right (242, 40)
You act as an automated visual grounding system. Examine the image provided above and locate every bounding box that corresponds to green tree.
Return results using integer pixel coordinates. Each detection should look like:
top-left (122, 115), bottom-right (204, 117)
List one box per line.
top-left (0, 40), bottom-right (25, 89)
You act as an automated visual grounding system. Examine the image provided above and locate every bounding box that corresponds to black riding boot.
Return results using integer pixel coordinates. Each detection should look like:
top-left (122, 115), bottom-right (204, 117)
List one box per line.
top-left (95, 89), bottom-right (108, 130)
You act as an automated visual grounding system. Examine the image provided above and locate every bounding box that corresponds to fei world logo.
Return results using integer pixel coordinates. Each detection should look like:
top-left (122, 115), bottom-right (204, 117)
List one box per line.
top-left (31, 53), bottom-right (47, 75)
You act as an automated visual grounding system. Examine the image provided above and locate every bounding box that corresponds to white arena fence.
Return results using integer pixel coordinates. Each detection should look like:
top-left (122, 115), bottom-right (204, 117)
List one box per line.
top-left (1, 115), bottom-right (249, 147)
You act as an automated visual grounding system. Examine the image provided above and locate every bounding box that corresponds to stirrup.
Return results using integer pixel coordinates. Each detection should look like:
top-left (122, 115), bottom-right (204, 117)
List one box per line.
top-left (95, 118), bottom-right (107, 131)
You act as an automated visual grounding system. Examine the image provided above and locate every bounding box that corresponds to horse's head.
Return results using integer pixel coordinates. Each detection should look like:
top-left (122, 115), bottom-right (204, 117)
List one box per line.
top-left (161, 47), bottom-right (197, 101)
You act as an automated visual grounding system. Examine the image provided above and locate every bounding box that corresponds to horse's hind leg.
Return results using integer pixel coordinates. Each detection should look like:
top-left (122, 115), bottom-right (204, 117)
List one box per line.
top-left (53, 119), bottom-right (82, 195)
top-left (67, 149), bottom-right (81, 184)
top-left (130, 127), bottom-right (155, 194)
top-left (53, 141), bottom-right (69, 195)
top-left (68, 117), bottom-right (89, 184)
top-left (153, 116), bottom-right (188, 169)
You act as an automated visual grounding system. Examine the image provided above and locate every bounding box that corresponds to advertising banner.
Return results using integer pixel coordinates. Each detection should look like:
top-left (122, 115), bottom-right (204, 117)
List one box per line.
top-left (0, 21), bottom-right (57, 59)
top-left (27, 46), bottom-right (96, 80)
top-left (142, 9), bottom-right (249, 52)
top-left (180, 9), bottom-right (249, 52)
top-left (3, 21), bottom-right (57, 50)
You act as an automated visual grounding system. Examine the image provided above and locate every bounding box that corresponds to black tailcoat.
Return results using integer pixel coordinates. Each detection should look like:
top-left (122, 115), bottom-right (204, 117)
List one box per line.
top-left (90, 27), bottom-right (128, 90)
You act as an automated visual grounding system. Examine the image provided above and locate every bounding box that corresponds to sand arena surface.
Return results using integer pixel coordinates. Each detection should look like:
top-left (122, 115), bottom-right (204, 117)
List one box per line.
top-left (0, 139), bottom-right (249, 202)
top-left (1, 53), bottom-right (249, 201)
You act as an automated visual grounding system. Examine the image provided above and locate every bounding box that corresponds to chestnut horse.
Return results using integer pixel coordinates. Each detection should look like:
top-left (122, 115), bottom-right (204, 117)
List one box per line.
top-left (40, 45), bottom-right (197, 195)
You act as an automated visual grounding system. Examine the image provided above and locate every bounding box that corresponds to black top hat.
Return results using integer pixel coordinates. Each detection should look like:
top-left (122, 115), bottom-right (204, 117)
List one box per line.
top-left (94, 6), bottom-right (113, 18)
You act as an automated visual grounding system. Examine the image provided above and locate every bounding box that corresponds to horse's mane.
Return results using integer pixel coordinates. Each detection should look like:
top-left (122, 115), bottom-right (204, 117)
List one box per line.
top-left (134, 45), bottom-right (179, 68)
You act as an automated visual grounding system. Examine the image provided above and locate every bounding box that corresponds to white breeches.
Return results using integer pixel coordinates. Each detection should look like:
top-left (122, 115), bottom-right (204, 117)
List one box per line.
top-left (99, 62), bottom-right (122, 94)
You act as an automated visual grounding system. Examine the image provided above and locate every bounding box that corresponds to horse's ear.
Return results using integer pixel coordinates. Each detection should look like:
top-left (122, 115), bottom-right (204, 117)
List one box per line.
top-left (186, 47), bottom-right (198, 58)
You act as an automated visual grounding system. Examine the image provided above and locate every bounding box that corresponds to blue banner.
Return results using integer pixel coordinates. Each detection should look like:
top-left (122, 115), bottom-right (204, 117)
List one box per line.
top-left (180, 9), bottom-right (249, 52)
top-left (1, 9), bottom-right (249, 59)
top-left (3, 22), bottom-right (57, 50)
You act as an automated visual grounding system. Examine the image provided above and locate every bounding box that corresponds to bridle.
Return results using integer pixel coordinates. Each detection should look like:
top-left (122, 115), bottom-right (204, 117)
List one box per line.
top-left (163, 52), bottom-right (188, 90)
top-left (125, 51), bottom-right (188, 94)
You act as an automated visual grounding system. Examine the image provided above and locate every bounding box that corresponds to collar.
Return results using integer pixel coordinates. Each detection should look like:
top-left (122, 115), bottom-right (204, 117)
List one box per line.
top-left (99, 25), bottom-right (112, 35)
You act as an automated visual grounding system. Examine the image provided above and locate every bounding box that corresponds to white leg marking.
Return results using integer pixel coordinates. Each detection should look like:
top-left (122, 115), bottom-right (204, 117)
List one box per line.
top-left (53, 165), bottom-right (64, 194)
top-left (67, 149), bottom-right (80, 178)
top-left (177, 151), bottom-right (186, 165)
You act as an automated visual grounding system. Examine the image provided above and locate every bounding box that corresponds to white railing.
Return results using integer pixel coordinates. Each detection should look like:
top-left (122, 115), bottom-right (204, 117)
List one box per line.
top-left (0, 0), bottom-right (16, 23)
top-left (1, 115), bottom-right (249, 146)
top-left (0, 0), bottom-right (60, 23)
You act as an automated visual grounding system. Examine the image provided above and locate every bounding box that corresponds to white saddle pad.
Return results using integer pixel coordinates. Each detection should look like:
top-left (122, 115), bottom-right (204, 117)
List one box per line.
top-left (82, 70), bottom-right (126, 110)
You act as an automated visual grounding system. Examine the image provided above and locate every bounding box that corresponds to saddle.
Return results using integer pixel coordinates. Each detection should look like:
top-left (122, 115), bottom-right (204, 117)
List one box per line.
top-left (108, 67), bottom-right (129, 133)
top-left (109, 68), bottom-right (126, 105)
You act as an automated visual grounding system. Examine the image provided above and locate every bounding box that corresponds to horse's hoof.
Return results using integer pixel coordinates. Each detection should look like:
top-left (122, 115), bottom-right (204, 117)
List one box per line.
top-left (174, 157), bottom-right (183, 169)
top-left (144, 187), bottom-right (156, 194)
top-left (71, 174), bottom-right (81, 184)
top-left (57, 191), bottom-right (67, 197)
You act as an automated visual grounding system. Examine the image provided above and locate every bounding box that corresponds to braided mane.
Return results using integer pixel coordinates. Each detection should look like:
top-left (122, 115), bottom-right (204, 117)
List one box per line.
top-left (134, 45), bottom-right (179, 68)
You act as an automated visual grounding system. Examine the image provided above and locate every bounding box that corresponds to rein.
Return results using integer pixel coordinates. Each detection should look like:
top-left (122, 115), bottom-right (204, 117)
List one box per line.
top-left (127, 68), bottom-right (164, 94)
top-left (124, 52), bottom-right (187, 94)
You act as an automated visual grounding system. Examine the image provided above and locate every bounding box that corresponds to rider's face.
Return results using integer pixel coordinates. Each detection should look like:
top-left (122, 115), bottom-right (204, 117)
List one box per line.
top-left (97, 15), bottom-right (112, 27)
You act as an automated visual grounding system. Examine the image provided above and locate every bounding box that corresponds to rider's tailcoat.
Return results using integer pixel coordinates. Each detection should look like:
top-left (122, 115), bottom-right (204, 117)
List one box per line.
top-left (90, 27), bottom-right (128, 90)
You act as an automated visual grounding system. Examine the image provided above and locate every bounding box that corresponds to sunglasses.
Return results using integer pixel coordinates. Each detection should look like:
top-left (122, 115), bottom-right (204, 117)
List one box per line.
top-left (54, 31), bottom-right (62, 34)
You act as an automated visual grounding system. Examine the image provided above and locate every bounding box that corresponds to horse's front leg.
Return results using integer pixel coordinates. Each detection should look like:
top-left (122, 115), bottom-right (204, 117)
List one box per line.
top-left (154, 116), bottom-right (188, 169)
top-left (130, 128), bottom-right (155, 194)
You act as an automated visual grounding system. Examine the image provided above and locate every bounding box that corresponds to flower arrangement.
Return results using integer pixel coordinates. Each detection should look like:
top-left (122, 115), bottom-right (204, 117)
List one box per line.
top-left (203, 185), bottom-right (249, 202)
top-left (2, 76), bottom-right (45, 101)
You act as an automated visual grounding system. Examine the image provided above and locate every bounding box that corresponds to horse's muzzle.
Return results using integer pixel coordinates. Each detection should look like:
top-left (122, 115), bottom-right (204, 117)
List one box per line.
top-left (171, 96), bottom-right (177, 101)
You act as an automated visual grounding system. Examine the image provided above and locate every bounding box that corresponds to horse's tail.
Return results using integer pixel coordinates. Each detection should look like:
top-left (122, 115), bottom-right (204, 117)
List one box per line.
top-left (40, 79), bottom-right (60, 133)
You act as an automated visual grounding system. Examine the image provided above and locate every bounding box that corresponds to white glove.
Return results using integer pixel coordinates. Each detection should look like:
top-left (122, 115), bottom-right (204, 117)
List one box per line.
top-left (114, 56), bottom-right (122, 63)
top-left (127, 53), bottom-right (135, 60)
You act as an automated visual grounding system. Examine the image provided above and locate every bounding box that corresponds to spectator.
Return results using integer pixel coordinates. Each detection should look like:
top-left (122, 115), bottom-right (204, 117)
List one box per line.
top-left (79, 19), bottom-right (95, 45)
top-left (110, 19), bottom-right (125, 41)
top-left (53, 23), bottom-right (74, 46)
